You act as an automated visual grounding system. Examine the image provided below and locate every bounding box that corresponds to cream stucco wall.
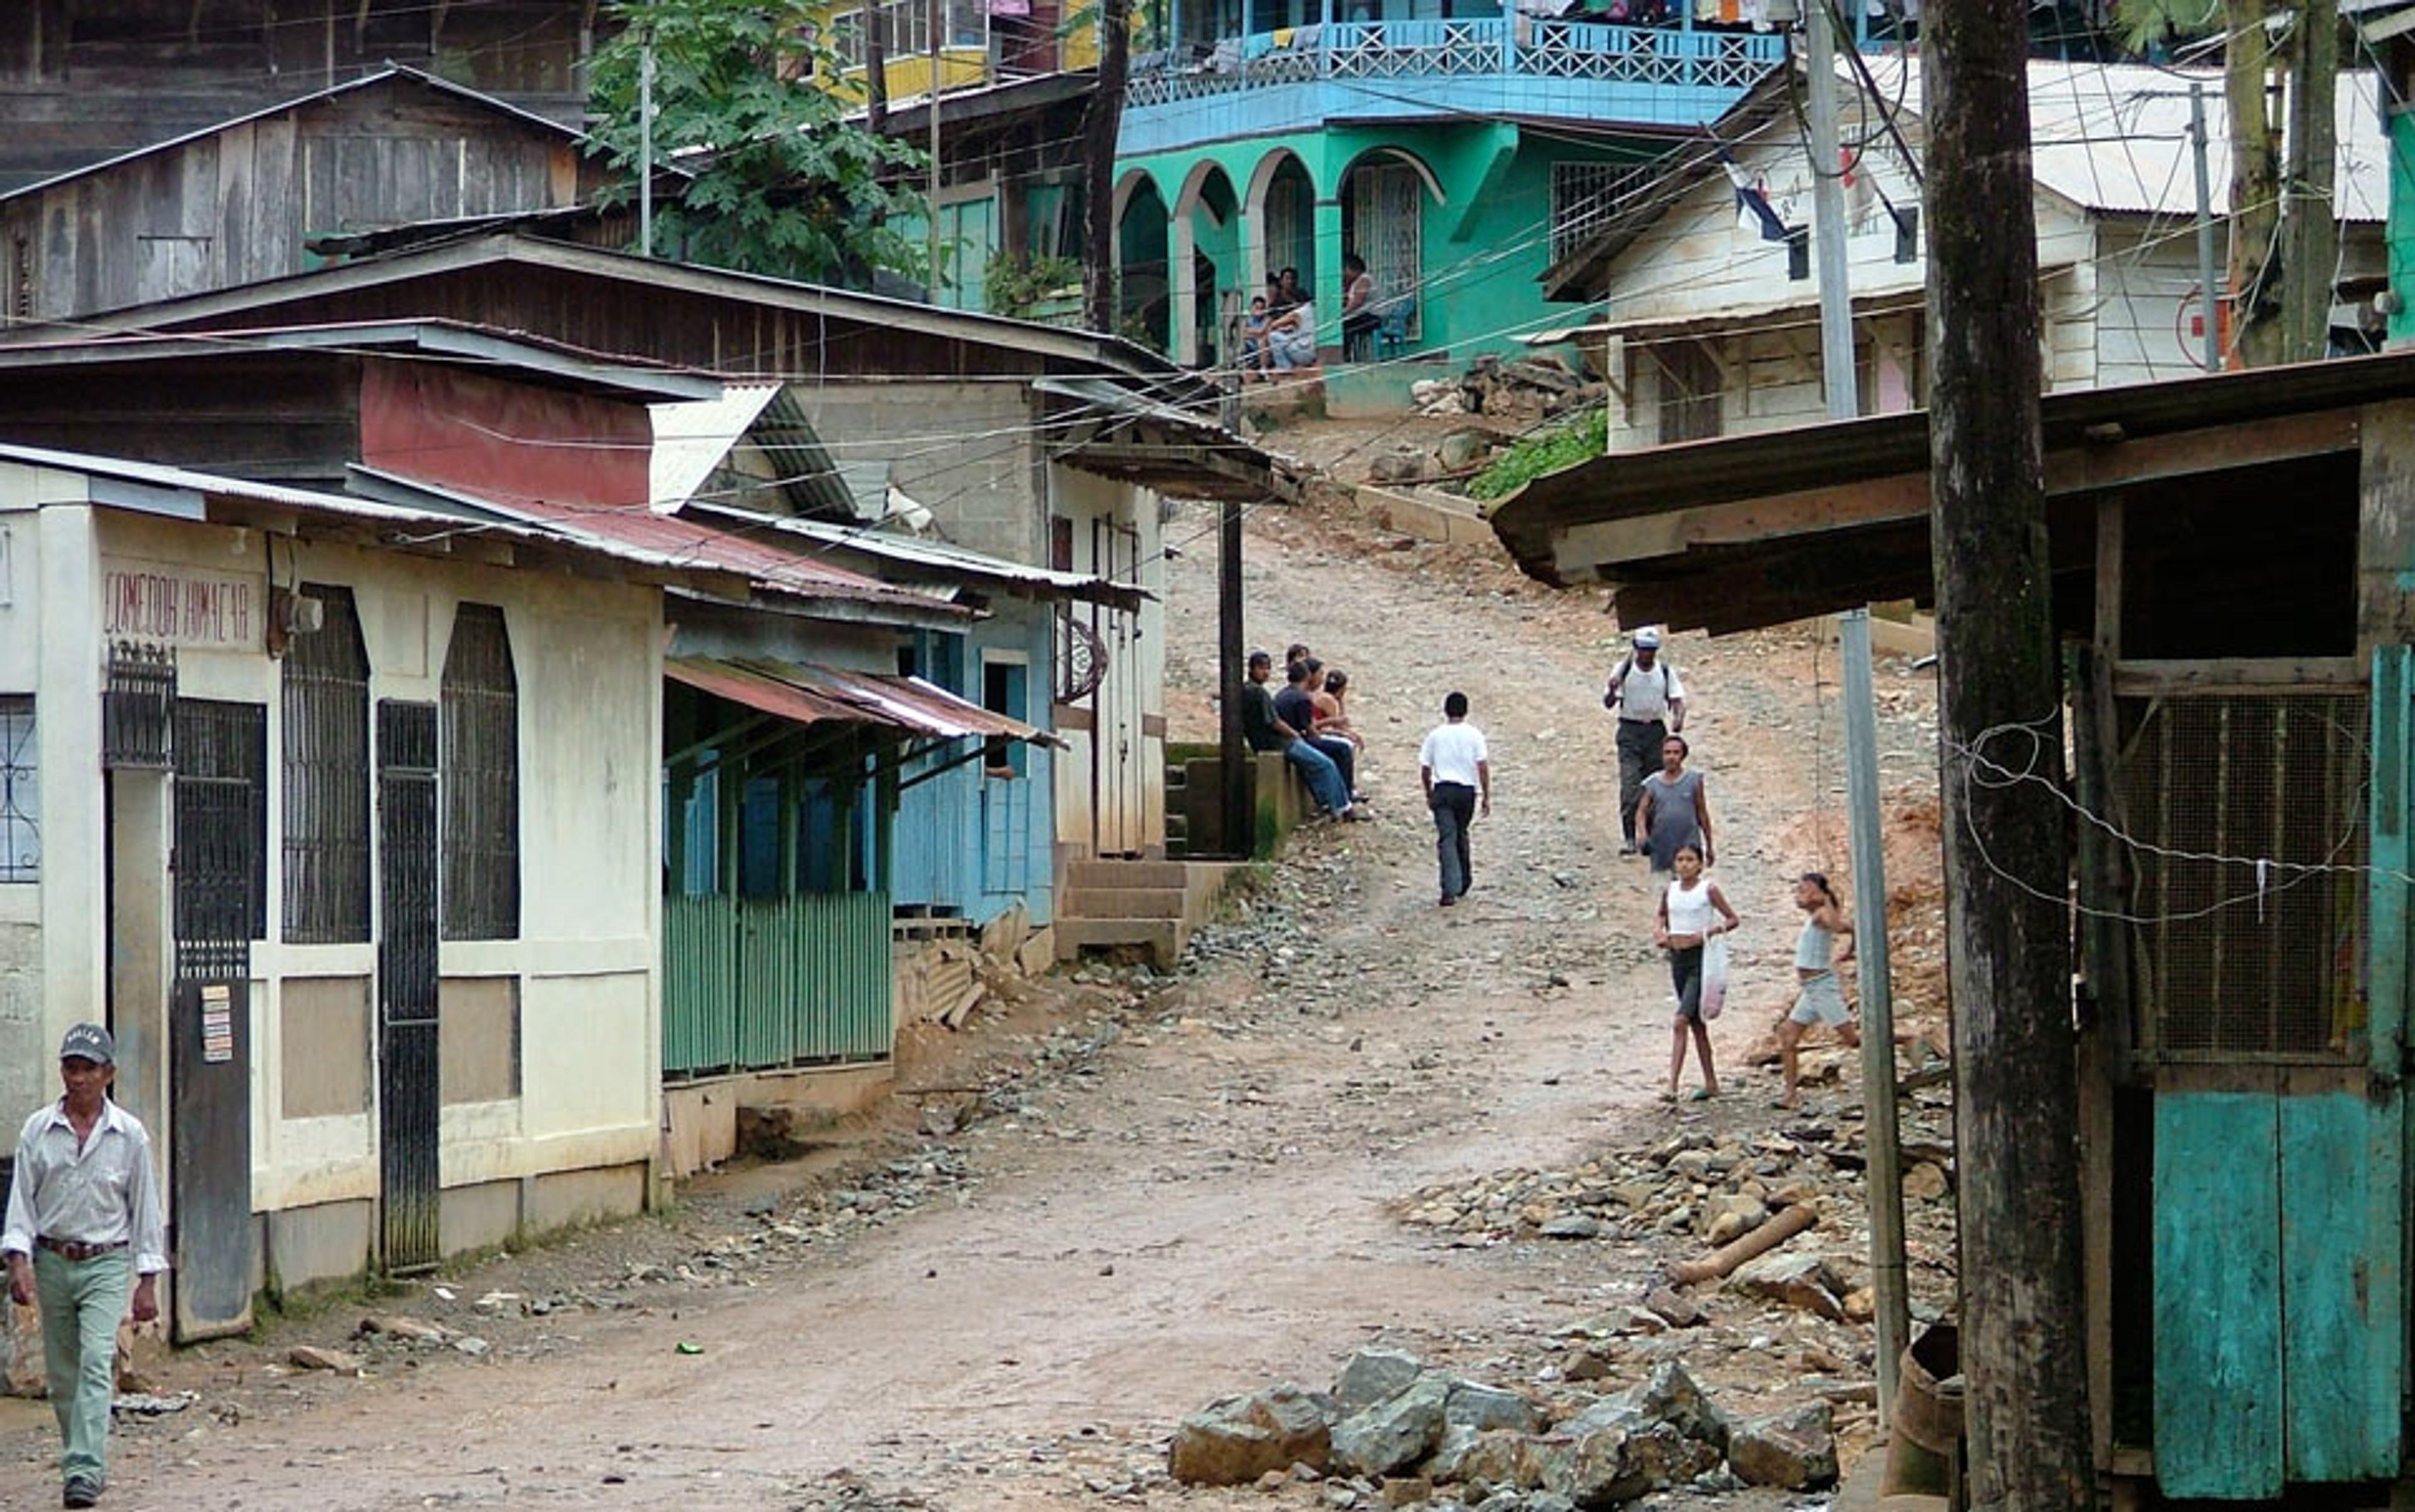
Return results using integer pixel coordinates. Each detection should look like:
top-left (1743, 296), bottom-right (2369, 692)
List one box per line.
top-left (2, 487), bottom-right (663, 1246)
top-left (1047, 466), bottom-right (1167, 859)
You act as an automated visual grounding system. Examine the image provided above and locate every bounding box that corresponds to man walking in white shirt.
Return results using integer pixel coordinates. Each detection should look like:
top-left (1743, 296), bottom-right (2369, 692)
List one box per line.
top-left (1603, 626), bottom-right (1685, 857)
top-left (1420, 692), bottom-right (1492, 907)
top-left (4, 1023), bottom-right (167, 1509)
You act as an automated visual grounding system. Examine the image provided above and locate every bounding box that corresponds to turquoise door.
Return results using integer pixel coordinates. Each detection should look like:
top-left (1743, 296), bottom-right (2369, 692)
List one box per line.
top-left (2147, 659), bottom-right (2409, 1494)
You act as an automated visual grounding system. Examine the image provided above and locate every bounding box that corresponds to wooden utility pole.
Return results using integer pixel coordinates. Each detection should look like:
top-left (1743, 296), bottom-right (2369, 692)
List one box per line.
top-left (1923, 0), bottom-right (2093, 1503)
top-left (1082, 0), bottom-right (1131, 333)
top-left (865, 2), bottom-right (889, 131)
top-left (2280, 0), bottom-right (2339, 362)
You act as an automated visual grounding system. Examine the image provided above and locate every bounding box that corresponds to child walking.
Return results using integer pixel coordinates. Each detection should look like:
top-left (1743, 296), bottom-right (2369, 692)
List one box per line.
top-left (1777, 872), bottom-right (1860, 1108)
top-left (1654, 842), bottom-right (1738, 1101)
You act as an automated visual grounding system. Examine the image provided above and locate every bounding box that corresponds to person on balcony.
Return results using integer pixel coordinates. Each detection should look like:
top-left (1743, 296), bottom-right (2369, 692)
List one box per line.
top-left (1341, 253), bottom-right (1380, 362)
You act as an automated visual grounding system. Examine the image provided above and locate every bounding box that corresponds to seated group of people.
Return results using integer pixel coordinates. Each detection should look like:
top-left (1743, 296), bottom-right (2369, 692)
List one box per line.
top-left (1239, 267), bottom-right (1319, 375)
top-left (1240, 643), bottom-right (1367, 822)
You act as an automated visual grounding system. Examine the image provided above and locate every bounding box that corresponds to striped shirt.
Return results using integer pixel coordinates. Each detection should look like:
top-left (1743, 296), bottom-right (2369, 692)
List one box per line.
top-left (2, 1098), bottom-right (169, 1274)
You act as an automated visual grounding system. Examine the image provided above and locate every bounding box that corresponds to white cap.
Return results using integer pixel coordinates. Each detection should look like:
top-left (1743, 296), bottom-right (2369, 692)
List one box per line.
top-left (1633, 627), bottom-right (1662, 649)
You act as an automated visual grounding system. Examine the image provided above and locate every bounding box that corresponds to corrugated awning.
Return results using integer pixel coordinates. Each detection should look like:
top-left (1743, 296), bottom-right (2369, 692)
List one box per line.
top-left (665, 657), bottom-right (1063, 747)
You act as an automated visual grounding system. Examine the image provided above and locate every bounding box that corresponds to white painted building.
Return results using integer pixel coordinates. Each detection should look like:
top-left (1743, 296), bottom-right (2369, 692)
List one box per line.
top-left (0, 446), bottom-right (713, 1337)
top-left (1541, 63), bottom-right (2389, 450)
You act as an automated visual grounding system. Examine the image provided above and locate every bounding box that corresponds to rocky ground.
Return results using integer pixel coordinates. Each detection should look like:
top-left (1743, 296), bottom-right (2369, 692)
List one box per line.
top-left (0, 420), bottom-right (1951, 1512)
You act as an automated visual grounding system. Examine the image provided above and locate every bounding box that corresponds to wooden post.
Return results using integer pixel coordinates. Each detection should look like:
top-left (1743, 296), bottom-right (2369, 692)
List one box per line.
top-left (1219, 496), bottom-right (1248, 859)
top-left (1082, 0), bottom-right (1133, 335)
top-left (2224, 0), bottom-right (2280, 367)
top-left (1923, 0), bottom-right (2094, 1503)
top-left (2280, 0), bottom-right (2339, 364)
top-left (867, 0), bottom-right (890, 132)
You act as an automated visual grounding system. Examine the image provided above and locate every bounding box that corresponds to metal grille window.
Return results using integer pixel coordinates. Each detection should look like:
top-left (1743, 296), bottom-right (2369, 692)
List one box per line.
top-left (1551, 159), bottom-right (1659, 264)
top-left (103, 643), bottom-right (176, 770)
top-left (174, 699), bottom-right (268, 972)
top-left (281, 584), bottom-right (371, 943)
top-left (2115, 691), bottom-right (2370, 1062)
top-left (441, 604), bottom-right (519, 940)
top-left (0, 696), bottom-right (35, 883)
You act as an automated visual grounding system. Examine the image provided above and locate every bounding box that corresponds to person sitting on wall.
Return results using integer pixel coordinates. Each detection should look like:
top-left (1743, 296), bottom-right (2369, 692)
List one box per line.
top-left (1268, 296), bottom-right (1319, 371)
top-left (1341, 253), bottom-right (1380, 362)
top-left (1239, 294), bottom-right (1274, 377)
top-left (1277, 658), bottom-right (1360, 800)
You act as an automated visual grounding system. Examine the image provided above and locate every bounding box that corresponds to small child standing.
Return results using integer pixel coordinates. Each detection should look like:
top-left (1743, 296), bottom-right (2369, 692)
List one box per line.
top-left (1777, 872), bottom-right (1861, 1108)
top-left (1654, 842), bottom-right (1738, 1102)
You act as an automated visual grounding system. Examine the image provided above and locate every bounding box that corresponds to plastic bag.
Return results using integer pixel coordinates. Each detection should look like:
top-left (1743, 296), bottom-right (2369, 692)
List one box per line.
top-left (1699, 935), bottom-right (1729, 1020)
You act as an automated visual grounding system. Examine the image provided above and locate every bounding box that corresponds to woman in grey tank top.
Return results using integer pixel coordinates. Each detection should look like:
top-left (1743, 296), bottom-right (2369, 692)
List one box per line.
top-left (1634, 735), bottom-right (1714, 874)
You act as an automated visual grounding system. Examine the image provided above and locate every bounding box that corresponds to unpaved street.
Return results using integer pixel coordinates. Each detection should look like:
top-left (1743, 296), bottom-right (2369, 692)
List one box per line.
top-left (1, 490), bottom-right (1942, 1512)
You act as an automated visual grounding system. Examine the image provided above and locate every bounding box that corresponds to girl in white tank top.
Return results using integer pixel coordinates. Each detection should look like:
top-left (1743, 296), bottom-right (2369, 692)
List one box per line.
top-left (1653, 842), bottom-right (1739, 1102)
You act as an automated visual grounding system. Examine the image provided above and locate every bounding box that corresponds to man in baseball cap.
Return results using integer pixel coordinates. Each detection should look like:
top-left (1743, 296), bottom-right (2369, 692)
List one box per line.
top-left (3, 1023), bottom-right (167, 1508)
top-left (1603, 628), bottom-right (1687, 857)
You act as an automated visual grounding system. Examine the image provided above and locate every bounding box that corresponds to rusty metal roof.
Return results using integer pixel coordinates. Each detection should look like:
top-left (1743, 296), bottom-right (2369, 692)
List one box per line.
top-left (665, 657), bottom-right (1061, 746)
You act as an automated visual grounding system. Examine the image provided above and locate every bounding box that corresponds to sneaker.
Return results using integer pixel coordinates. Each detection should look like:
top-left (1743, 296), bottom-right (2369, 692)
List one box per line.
top-left (1438, 894), bottom-right (1456, 908)
top-left (64, 1478), bottom-right (98, 1509)
top-left (1618, 842), bottom-right (1639, 857)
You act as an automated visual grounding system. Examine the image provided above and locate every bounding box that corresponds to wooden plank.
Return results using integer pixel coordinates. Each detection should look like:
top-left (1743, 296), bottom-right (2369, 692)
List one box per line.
top-left (2153, 1089), bottom-right (2284, 1499)
top-left (2278, 1088), bottom-right (2404, 1481)
top-left (1551, 470), bottom-right (1933, 570)
top-left (2094, 495), bottom-right (2123, 659)
top-left (2111, 657), bottom-right (2367, 696)
top-left (2372, 647), bottom-right (2410, 1077)
top-left (2360, 401), bottom-right (2415, 647)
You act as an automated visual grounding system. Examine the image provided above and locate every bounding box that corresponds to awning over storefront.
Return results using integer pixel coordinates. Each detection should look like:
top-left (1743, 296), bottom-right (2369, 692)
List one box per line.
top-left (665, 657), bottom-right (1062, 748)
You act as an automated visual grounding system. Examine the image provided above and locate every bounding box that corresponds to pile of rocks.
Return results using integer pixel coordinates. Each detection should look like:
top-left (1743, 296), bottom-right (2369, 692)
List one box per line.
top-left (1411, 356), bottom-right (1602, 421)
top-left (1170, 1350), bottom-right (1836, 1509)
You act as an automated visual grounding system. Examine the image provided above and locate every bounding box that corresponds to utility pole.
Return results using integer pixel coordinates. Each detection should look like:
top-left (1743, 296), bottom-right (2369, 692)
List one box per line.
top-left (638, 35), bottom-right (655, 258)
top-left (2280, 0), bottom-right (2340, 362)
top-left (2224, 0), bottom-right (2282, 365)
top-left (1219, 382), bottom-right (1250, 863)
top-left (928, 0), bottom-right (945, 302)
top-left (1803, 0), bottom-right (1908, 1415)
top-left (2192, 81), bottom-right (2221, 369)
top-left (1082, 0), bottom-right (1133, 333)
top-left (1924, 0), bottom-right (2093, 1504)
top-left (866, 1), bottom-right (889, 133)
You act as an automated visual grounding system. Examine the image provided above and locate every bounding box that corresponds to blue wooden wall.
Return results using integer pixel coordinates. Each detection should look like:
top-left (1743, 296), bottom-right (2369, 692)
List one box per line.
top-left (889, 613), bottom-right (1057, 927)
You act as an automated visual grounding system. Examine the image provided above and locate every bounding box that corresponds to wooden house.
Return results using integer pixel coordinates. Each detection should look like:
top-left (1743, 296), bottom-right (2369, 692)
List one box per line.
top-left (1536, 62), bottom-right (2390, 450)
top-left (0, 0), bottom-right (604, 195)
top-left (0, 65), bottom-right (606, 325)
top-left (1489, 349), bottom-right (2415, 1496)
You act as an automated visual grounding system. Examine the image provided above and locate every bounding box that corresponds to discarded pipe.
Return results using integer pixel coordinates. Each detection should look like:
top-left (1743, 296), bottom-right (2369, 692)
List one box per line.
top-left (1668, 1202), bottom-right (1817, 1287)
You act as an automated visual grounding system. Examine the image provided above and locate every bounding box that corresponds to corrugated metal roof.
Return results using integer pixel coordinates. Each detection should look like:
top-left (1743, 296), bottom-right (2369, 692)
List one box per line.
top-left (506, 498), bottom-right (969, 616)
top-left (666, 657), bottom-right (1061, 745)
top-left (650, 384), bottom-right (784, 509)
top-left (1858, 58), bottom-right (2387, 221)
top-left (687, 501), bottom-right (1148, 609)
top-left (0, 441), bottom-right (750, 593)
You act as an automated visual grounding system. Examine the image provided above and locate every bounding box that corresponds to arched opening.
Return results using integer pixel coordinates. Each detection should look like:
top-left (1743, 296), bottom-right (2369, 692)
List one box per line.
top-left (1337, 147), bottom-right (1436, 357)
top-left (1115, 174), bottom-right (1174, 353)
top-left (1245, 151), bottom-right (1316, 309)
top-left (1175, 160), bottom-right (1244, 365)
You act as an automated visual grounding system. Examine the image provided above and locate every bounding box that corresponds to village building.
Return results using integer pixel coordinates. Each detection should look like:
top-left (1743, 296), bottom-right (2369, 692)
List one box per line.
top-left (0, 0), bottom-right (607, 196)
top-left (0, 438), bottom-right (724, 1337)
top-left (1488, 346), bottom-right (2415, 1499)
top-left (1535, 61), bottom-right (2390, 449)
top-left (0, 65), bottom-right (611, 326)
top-left (1101, 0), bottom-right (1787, 383)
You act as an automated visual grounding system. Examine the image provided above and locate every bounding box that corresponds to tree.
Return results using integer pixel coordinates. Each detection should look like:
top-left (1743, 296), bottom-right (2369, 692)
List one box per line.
top-left (587, 0), bottom-right (930, 287)
top-left (1080, 0), bottom-right (1133, 334)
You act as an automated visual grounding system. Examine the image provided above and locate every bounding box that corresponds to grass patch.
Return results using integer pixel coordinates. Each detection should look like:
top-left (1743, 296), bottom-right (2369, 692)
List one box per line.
top-left (1465, 405), bottom-right (1607, 501)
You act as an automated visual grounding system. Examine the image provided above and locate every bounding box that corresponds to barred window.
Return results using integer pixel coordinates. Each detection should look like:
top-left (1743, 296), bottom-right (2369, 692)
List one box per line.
top-left (441, 604), bottom-right (519, 940)
top-left (282, 584), bottom-right (371, 943)
top-left (174, 698), bottom-right (268, 969)
top-left (0, 696), bottom-right (35, 883)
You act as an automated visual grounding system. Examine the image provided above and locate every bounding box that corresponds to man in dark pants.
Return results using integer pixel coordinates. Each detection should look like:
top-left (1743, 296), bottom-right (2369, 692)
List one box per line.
top-left (1241, 650), bottom-right (1353, 818)
top-left (1274, 659), bottom-right (1358, 799)
top-left (1603, 626), bottom-right (1685, 857)
top-left (1420, 691), bottom-right (1491, 906)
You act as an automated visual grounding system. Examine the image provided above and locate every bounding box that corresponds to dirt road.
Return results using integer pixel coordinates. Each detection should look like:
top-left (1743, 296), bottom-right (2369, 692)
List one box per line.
top-left (1, 493), bottom-right (1939, 1512)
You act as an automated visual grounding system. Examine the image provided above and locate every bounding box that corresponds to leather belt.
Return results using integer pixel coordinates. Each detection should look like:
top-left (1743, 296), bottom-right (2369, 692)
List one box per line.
top-left (36, 1236), bottom-right (128, 1263)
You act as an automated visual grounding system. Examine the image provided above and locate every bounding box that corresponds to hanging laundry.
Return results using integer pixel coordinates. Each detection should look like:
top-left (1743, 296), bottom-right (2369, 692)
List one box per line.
top-left (1716, 145), bottom-right (1791, 243)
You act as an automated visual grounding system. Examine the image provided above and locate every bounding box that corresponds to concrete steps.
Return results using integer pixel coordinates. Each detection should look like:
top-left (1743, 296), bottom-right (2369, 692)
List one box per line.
top-left (1055, 859), bottom-right (1243, 969)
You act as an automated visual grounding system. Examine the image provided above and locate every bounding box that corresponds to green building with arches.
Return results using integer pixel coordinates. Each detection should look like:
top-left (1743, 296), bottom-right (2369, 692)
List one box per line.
top-left (1105, 6), bottom-right (1785, 374)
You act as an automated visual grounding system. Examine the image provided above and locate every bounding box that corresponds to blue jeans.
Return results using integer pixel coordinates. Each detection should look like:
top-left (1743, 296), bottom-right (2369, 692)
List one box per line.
top-left (1306, 735), bottom-right (1356, 794)
top-left (35, 1247), bottom-right (133, 1489)
top-left (1283, 738), bottom-right (1350, 814)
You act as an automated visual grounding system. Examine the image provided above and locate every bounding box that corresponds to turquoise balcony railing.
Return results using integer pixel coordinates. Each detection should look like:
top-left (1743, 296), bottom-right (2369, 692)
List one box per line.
top-left (1119, 18), bottom-right (1784, 153)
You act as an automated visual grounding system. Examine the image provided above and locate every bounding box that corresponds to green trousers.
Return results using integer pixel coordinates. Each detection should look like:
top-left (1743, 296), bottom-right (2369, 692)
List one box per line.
top-left (33, 1247), bottom-right (133, 1488)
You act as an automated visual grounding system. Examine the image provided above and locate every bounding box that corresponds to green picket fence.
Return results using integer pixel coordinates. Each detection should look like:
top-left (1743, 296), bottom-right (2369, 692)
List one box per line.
top-left (662, 891), bottom-right (894, 1077)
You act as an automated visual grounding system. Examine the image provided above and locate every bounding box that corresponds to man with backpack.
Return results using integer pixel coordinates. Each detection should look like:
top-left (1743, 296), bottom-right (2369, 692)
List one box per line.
top-left (1603, 627), bottom-right (1686, 856)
